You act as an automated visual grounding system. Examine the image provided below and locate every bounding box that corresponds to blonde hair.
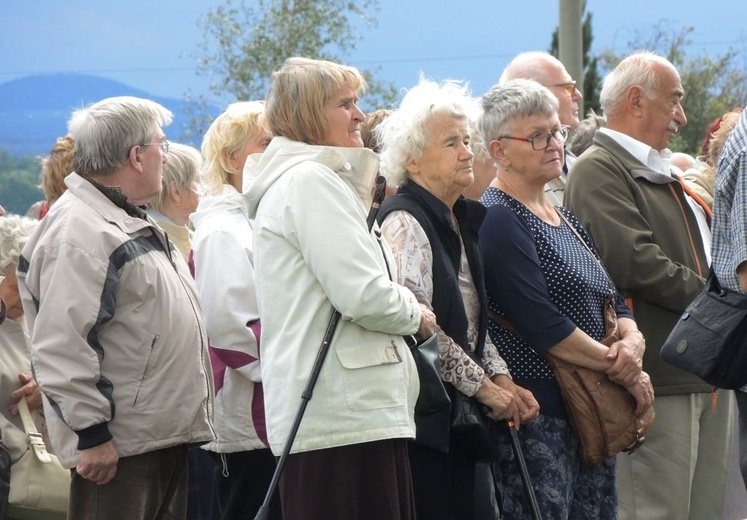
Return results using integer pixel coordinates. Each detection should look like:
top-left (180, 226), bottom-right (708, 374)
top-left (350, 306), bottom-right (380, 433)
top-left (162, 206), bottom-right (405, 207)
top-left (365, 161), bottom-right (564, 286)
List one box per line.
top-left (265, 57), bottom-right (366, 145)
top-left (148, 143), bottom-right (201, 214)
top-left (201, 101), bottom-right (268, 196)
top-left (39, 136), bottom-right (75, 205)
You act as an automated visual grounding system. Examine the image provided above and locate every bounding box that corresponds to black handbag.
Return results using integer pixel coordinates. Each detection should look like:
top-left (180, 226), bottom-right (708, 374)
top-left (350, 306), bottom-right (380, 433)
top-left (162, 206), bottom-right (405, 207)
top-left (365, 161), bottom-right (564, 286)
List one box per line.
top-left (661, 269), bottom-right (747, 389)
top-left (450, 390), bottom-right (499, 462)
top-left (407, 334), bottom-right (451, 453)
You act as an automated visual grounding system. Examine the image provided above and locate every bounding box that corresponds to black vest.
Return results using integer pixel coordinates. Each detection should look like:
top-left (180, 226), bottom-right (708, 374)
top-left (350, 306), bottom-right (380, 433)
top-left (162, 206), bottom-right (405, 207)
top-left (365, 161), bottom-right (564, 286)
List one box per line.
top-left (378, 180), bottom-right (489, 358)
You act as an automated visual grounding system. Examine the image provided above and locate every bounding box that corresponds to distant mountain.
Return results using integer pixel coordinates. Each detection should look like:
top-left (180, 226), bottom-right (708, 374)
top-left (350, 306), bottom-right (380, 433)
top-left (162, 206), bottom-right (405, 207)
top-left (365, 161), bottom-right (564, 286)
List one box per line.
top-left (0, 74), bottom-right (218, 157)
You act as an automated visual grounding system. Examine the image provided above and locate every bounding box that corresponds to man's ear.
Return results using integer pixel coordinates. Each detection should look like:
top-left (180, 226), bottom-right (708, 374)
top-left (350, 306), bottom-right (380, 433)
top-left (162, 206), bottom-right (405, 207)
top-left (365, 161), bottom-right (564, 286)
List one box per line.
top-left (128, 145), bottom-right (143, 171)
top-left (628, 86), bottom-right (644, 117)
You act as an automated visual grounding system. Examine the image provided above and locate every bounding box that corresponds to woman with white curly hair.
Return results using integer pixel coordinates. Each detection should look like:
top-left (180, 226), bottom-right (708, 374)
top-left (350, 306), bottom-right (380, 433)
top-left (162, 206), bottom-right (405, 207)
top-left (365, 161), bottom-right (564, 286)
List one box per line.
top-left (376, 77), bottom-right (539, 520)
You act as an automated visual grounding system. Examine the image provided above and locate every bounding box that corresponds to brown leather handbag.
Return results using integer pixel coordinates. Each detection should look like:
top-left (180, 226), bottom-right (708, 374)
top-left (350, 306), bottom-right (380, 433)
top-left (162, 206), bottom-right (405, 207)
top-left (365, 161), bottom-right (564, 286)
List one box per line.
top-left (543, 295), bottom-right (655, 465)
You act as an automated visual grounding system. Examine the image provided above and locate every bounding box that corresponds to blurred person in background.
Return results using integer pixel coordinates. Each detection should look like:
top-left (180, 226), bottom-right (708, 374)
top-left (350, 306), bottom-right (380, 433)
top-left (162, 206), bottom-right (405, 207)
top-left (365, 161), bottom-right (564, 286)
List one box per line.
top-left (190, 100), bottom-right (278, 520)
top-left (146, 142), bottom-right (202, 262)
top-left (38, 136), bottom-right (76, 218)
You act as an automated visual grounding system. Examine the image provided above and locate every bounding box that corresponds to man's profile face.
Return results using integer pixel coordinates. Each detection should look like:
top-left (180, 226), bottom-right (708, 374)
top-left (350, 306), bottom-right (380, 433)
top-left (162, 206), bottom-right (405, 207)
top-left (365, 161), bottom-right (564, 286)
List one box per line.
top-left (543, 62), bottom-right (583, 130)
top-left (140, 129), bottom-right (168, 200)
top-left (639, 63), bottom-right (687, 151)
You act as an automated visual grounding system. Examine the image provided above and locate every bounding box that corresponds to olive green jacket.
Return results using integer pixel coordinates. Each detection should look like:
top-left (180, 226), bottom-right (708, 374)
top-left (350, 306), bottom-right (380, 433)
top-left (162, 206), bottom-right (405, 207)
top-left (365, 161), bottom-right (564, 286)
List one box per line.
top-left (565, 132), bottom-right (710, 395)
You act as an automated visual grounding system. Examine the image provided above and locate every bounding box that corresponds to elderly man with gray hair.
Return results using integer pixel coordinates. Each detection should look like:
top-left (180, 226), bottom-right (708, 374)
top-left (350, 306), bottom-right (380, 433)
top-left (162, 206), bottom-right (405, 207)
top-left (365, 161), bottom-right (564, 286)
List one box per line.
top-left (565, 52), bottom-right (732, 520)
top-left (17, 96), bottom-right (214, 520)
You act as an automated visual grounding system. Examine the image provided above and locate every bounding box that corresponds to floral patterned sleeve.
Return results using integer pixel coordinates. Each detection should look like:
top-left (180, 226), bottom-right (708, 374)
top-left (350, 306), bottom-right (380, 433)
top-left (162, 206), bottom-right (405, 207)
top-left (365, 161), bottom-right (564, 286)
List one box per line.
top-left (381, 210), bottom-right (486, 397)
top-left (482, 334), bottom-right (511, 379)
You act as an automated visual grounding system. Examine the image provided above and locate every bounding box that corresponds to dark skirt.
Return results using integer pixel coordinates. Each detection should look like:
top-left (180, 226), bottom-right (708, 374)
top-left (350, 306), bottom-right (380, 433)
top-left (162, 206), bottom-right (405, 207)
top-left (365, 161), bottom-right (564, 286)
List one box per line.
top-left (279, 438), bottom-right (414, 520)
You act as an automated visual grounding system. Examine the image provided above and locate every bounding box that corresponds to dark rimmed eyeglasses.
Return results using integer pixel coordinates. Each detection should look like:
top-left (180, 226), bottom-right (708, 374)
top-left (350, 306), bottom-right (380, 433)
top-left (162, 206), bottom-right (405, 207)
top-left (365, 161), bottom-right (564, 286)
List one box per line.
top-left (553, 81), bottom-right (577, 97)
top-left (139, 140), bottom-right (170, 154)
top-left (497, 126), bottom-right (570, 151)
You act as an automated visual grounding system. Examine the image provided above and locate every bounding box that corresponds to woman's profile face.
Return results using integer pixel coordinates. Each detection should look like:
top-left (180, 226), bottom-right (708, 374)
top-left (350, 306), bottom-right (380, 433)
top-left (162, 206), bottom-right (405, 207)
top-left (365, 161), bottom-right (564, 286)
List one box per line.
top-left (320, 86), bottom-right (366, 148)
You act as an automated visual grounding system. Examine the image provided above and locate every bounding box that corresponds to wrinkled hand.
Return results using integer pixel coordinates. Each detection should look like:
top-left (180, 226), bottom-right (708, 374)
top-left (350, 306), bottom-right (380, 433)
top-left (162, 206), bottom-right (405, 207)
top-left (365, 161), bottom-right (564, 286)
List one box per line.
top-left (625, 371), bottom-right (654, 416)
top-left (492, 375), bottom-right (540, 425)
top-left (415, 304), bottom-right (437, 340)
top-left (474, 378), bottom-right (520, 426)
top-left (9, 373), bottom-right (42, 415)
top-left (76, 440), bottom-right (119, 485)
top-left (605, 334), bottom-right (644, 386)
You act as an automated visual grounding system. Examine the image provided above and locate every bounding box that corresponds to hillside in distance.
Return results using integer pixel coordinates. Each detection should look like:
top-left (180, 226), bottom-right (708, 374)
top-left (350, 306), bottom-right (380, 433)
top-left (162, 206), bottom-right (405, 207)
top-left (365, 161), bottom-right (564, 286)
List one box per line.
top-left (0, 74), bottom-right (215, 157)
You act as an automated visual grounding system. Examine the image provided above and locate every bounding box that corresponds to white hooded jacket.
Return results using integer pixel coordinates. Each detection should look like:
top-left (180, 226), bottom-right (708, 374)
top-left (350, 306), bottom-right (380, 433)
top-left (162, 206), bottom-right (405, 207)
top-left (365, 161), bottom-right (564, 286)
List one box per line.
top-left (191, 185), bottom-right (267, 453)
top-left (244, 137), bottom-right (421, 454)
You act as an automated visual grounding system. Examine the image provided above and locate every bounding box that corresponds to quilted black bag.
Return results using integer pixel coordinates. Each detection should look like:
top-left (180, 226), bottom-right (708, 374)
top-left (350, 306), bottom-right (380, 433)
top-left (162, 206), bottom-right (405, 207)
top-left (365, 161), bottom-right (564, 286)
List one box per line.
top-left (661, 270), bottom-right (747, 389)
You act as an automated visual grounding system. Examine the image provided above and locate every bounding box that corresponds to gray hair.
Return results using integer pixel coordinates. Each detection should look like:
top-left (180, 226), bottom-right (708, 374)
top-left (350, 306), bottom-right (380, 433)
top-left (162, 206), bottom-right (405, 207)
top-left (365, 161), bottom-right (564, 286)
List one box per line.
top-left (0, 214), bottom-right (38, 274)
top-left (148, 143), bottom-right (202, 214)
top-left (479, 79), bottom-right (559, 149)
top-left (499, 51), bottom-right (563, 85)
top-left (600, 51), bottom-right (672, 119)
top-left (68, 96), bottom-right (173, 177)
top-left (377, 77), bottom-right (477, 185)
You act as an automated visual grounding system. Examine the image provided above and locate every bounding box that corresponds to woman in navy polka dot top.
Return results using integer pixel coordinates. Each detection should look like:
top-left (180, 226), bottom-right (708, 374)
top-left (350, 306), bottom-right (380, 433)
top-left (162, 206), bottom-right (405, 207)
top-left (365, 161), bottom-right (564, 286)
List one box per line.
top-left (476, 79), bottom-right (654, 519)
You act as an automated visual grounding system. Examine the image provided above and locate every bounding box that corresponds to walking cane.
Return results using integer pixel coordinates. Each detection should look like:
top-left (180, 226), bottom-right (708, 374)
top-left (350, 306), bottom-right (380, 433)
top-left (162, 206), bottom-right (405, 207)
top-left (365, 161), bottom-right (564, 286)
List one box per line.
top-left (507, 420), bottom-right (542, 520)
top-left (254, 175), bottom-right (388, 520)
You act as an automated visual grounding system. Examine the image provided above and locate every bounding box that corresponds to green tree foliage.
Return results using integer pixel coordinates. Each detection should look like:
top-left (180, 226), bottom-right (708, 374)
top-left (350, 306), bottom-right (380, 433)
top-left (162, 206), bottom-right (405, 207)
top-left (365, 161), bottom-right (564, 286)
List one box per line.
top-left (190, 0), bottom-right (396, 135)
top-left (550, 5), bottom-right (602, 115)
top-left (0, 151), bottom-right (43, 215)
top-left (599, 23), bottom-right (747, 155)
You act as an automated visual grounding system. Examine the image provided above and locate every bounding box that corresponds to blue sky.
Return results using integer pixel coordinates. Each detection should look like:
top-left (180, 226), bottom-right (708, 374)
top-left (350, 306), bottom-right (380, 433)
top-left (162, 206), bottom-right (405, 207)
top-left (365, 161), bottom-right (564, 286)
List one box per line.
top-left (2, 0), bottom-right (746, 106)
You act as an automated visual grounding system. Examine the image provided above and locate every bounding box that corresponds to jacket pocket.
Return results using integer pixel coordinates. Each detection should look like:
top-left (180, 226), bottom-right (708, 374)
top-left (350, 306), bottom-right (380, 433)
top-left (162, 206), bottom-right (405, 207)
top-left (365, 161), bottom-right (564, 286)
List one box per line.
top-left (133, 334), bottom-right (159, 407)
top-left (335, 342), bottom-right (407, 411)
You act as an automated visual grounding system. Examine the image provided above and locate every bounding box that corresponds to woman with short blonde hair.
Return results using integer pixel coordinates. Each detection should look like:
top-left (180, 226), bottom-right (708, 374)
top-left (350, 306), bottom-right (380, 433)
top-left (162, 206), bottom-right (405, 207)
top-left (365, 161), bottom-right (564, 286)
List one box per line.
top-left (201, 101), bottom-right (271, 196)
top-left (190, 101), bottom-right (276, 520)
top-left (244, 57), bottom-right (436, 520)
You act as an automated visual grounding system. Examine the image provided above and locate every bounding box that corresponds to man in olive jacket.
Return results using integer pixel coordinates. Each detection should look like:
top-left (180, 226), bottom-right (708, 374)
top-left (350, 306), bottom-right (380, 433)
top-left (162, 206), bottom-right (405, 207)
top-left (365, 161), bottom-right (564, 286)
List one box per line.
top-left (565, 52), bottom-right (733, 520)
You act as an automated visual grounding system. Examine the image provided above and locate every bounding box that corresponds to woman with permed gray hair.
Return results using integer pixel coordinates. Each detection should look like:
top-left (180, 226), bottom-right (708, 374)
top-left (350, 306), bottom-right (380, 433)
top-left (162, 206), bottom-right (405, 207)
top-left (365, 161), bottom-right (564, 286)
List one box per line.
top-left (376, 77), bottom-right (539, 520)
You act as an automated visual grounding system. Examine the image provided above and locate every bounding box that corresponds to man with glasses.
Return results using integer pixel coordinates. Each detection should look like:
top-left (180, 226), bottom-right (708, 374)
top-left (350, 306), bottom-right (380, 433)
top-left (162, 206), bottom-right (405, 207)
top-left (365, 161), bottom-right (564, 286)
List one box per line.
top-left (17, 96), bottom-right (214, 519)
top-left (500, 51), bottom-right (583, 205)
top-left (565, 52), bottom-right (732, 520)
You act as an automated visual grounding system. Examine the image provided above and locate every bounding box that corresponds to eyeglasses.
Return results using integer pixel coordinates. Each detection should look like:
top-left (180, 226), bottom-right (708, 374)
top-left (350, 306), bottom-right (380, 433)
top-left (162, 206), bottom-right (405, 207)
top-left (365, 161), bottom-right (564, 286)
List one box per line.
top-left (553, 81), bottom-right (577, 97)
top-left (498, 126), bottom-right (570, 151)
top-left (140, 140), bottom-right (170, 154)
